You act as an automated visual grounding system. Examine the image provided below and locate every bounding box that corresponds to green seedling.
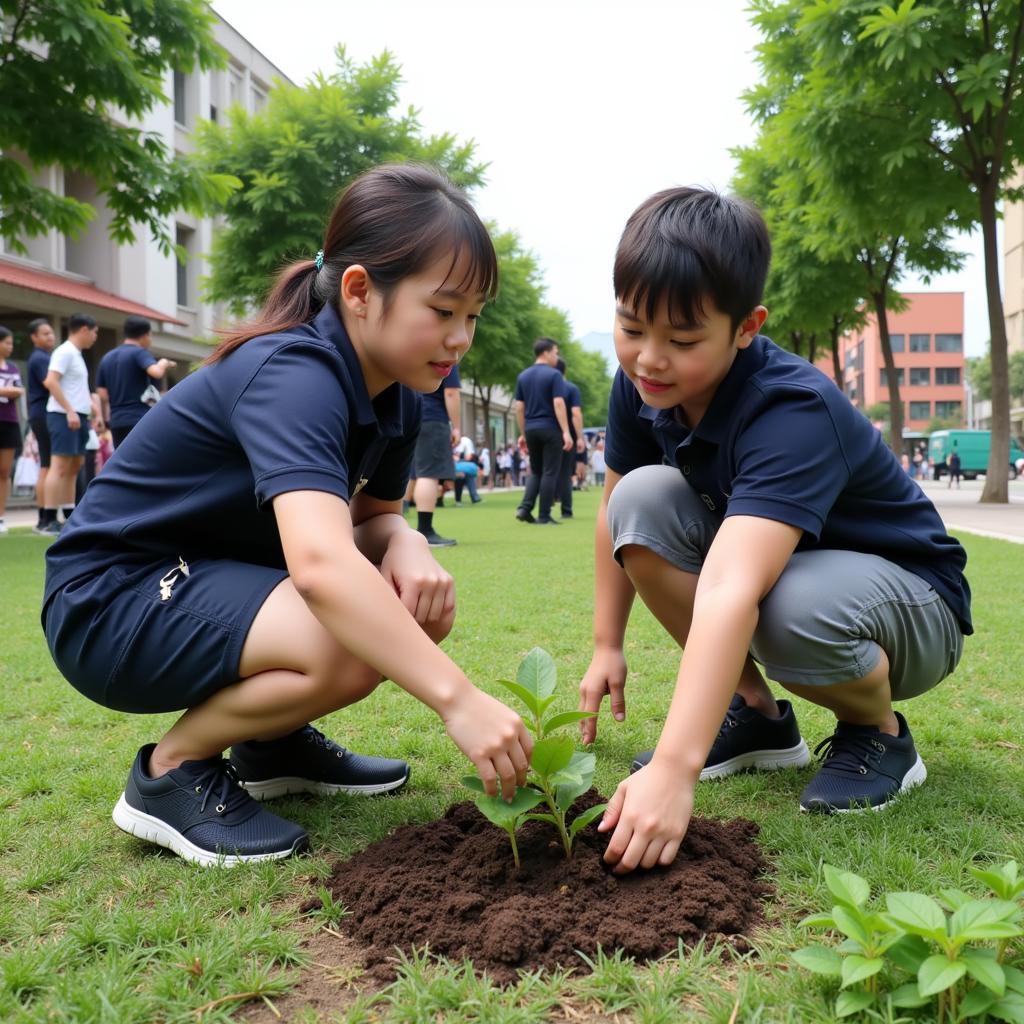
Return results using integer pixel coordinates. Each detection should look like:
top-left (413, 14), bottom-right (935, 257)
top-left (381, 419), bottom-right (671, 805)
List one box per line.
top-left (793, 862), bottom-right (1024, 1022)
top-left (462, 647), bottom-right (607, 865)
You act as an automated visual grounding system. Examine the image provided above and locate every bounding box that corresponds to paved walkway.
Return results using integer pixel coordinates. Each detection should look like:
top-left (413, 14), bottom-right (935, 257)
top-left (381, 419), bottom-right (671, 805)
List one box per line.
top-left (4, 480), bottom-right (1021, 542)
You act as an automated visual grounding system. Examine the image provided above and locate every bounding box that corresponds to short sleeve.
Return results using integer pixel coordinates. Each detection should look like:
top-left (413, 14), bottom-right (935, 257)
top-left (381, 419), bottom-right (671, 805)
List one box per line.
top-left (604, 368), bottom-right (663, 475)
top-left (569, 383), bottom-right (582, 409)
top-left (48, 346), bottom-right (71, 377)
top-left (514, 374), bottom-right (524, 401)
top-left (135, 348), bottom-right (157, 372)
top-left (725, 388), bottom-right (850, 539)
top-left (230, 342), bottom-right (353, 506)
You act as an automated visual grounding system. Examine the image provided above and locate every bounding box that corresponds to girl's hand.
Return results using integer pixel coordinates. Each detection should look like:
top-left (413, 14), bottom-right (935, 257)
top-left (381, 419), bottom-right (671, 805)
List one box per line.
top-left (381, 530), bottom-right (455, 626)
top-left (444, 688), bottom-right (533, 801)
top-left (578, 647), bottom-right (628, 744)
top-left (598, 762), bottom-right (692, 874)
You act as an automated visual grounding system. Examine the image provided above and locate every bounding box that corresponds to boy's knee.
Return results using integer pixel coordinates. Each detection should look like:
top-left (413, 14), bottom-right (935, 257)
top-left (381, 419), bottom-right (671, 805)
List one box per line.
top-left (606, 465), bottom-right (678, 537)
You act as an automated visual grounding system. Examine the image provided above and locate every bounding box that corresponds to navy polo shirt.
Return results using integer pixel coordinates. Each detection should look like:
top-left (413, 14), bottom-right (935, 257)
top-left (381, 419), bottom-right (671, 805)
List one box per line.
top-left (605, 335), bottom-right (972, 634)
top-left (27, 347), bottom-right (51, 419)
top-left (44, 302), bottom-right (421, 603)
top-left (514, 363), bottom-right (568, 431)
top-left (421, 362), bottom-right (461, 423)
top-left (563, 379), bottom-right (582, 439)
top-left (96, 343), bottom-right (159, 428)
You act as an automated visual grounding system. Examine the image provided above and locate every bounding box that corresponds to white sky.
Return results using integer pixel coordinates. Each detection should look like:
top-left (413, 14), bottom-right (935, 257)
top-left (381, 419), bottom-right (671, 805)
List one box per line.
top-left (211, 0), bottom-right (994, 359)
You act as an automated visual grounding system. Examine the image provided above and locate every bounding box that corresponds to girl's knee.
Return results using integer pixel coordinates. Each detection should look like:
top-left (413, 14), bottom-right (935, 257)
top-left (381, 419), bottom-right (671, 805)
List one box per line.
top-left (421, 607), bottom-right (455, 646)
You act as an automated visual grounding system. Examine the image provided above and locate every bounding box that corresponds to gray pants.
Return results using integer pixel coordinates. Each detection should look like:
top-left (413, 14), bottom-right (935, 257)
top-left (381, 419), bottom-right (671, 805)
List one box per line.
top-left (606, 466), bottom-right (963, 700)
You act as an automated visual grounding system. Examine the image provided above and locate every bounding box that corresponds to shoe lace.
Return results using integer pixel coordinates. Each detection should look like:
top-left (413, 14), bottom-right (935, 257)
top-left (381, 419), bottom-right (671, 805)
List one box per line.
top-left (812, 731), bottom-right (886, 776)
top-left (191, 760), bottom-right (252, 816)
top-left (303, 726), bottom-right (348, 758)
top-left (718, 707), bottom-right (742, 738)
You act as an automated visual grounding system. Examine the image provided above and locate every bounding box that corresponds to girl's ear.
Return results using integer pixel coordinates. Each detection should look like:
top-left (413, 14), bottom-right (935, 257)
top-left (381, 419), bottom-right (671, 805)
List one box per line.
top-left (340, 265), bottom-right (370, 318)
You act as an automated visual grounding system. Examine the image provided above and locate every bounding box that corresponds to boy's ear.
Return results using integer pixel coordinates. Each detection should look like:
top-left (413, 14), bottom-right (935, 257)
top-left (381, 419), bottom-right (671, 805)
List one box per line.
top-left (735, 306), bottom-right (768, 348)
top-left (340, 265), bottom-right (370, 317)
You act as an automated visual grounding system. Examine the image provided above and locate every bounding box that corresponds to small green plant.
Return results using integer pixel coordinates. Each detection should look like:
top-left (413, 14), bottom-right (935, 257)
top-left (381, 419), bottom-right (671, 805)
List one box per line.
top-left (793, 862), bottom-right (1024, 1021)
top-left (462, 647), bottom-right (607, 866)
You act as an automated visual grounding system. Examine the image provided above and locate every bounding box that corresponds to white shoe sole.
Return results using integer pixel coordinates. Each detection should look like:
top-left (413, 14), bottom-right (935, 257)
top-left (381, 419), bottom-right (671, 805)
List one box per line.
top-left (698, 739), bottom-right (812, 780)
top-left (800, 755), bottom-right (928, 814)
top-left (112, 794), bottom-right (303, 867)
top-left (239, 771), bottom-right (410, 801)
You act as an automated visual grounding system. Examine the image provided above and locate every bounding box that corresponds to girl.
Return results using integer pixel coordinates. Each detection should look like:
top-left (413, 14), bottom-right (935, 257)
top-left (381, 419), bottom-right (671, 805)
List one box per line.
top-left (43, 164), bottom-right (533, 866)
top-left (0, 325), bottom-right (26, 534)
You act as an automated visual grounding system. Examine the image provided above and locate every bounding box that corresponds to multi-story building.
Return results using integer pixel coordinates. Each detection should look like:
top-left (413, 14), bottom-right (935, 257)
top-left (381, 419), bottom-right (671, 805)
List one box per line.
top-left (0, 14), bottom-right (290, 374)
top-left (1005, 167), bottom-right (1024, 359)
top-left (821, 292), bottom-right (966, 432)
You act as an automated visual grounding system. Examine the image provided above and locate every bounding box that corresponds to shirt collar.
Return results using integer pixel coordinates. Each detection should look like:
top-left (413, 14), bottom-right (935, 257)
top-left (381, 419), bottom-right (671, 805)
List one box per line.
top-left (312, 301), bottom-right (406, 436)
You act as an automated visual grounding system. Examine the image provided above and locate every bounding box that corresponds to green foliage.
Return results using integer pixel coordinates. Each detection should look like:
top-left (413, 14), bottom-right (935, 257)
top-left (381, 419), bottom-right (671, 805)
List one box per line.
top-left (793, 861), bottom-right (1024, 1022)
top-left (461, 648), bottom-right (605, 864)
top-left (969, 350), bottom-right (1024, 403)
top-left (0, 0), bottom-right (238, 256)
top-left (196, 46), bottom-right (487, 314)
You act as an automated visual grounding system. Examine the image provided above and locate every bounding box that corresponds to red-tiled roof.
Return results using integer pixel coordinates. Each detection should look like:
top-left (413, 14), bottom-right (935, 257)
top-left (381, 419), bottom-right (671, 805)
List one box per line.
top-left (0, 259), bottom-right (186, 326)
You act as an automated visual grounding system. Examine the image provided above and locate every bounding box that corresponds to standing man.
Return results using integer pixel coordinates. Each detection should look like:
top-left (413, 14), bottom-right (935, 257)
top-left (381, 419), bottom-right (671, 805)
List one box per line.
top-left (96, 316), bottom-right (176, 448)
top-left (25, 318), bottom-right (56, 533)
top-left (413, 360), bottom-right (463, 546)
top-left (514, 337), bottom-right (572, 525)
top-left (948, 447), bottom-right (962, 489)
top-left (40, 313), bottom-right (102, 534)
top-left (555, 356), bottom-right (585, 519)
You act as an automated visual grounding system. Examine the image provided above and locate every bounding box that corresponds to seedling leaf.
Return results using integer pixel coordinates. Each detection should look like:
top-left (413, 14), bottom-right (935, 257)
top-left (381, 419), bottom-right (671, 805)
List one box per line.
top-left (949, 899), bottom-right (1023, 941)
top-left (496, 679), bottom-right (541, 717)
top-left (517, 647), bottom-right (557, 701)
top-left (792, 945), bottom-right (843, 976)
top-left (989, 991), bottom-right (1024, 1024)
top-left (885, 892), bottom-right (947, 939)
top-left (798, 912), bottom-right (837, 929)
top-left (832, 905), bottom-right (871, 947)
top-left (543, 710), bottom-right (597, 734)
top-left (1006, 965), bottom-right (1024, 995)
top-left (917, 954), bottom-right (967, 997)
top-left (962, 948), bottom-right (1006, 995)
top-left (531, 736), bottom-right (574, 778)
top-left (523, 812), bottom-right (558, 826)
top-left (840, 954), bottom-right (884, 988)
top-left (568, 803), bottom-right (607, 838)
top-left (474, 788), bottom-right (545, 829)
top-left (938, 887), bottom-right (972, 912)
top-left (959, 985), bottom-right (998, 1019)
top-left (461, 775), bottom-right (485, 793)
top-left (834, 990), bottom-right (874, 1016)
top-left (888, 982), bottom-right (930, 1008)
top-left (885, 933), bottom-right (931, 974)
top-left (824, 865), bottom-right (871, 908)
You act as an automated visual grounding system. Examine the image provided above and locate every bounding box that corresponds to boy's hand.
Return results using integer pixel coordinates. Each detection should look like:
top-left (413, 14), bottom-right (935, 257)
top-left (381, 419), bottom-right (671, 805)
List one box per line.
top-left (381, 530), bottom-right (455, 626)
top-left (578, 647), bottom-right (627, 744)
top-left (598, 762), bottom-right (692, 874)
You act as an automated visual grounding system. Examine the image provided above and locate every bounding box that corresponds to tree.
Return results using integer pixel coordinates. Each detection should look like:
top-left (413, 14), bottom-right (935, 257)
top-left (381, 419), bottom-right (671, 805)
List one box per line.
top-left (967, 347), bottom-right (1024, 402)
top-left (196, 47), bottom-right (486, 314)
top-left (0, 0), bottom-right (238, 255)
top-left (785, 0), bottom-right (1024, 500)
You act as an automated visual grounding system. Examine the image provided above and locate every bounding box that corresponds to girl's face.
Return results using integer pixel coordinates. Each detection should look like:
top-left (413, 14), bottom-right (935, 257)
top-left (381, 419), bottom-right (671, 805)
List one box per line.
top-left (343, 253), bottom-right (486, 397)
top-left (0, 334), bottom-right (12, 361)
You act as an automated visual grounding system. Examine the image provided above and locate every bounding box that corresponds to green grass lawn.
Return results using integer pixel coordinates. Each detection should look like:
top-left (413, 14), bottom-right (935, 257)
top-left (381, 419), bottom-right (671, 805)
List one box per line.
top-left (1, 489), bottom-right (1022, 1023)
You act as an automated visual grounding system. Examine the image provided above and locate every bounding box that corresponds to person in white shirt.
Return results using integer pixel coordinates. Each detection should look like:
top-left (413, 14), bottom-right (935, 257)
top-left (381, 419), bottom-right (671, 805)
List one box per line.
top-left (454, 434), bottom-right (475, 460)
top-left (41, 313), bottom-right (103, 533)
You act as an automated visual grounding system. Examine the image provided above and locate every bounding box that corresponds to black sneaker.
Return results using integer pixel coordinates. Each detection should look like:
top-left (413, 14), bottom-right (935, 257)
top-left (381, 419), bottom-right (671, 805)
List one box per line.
top-left (515, 508), bottom-right (536, 523)
top-left (799, 713), bottom-right (926, 814)
top-left (536, 517), bottom-right (561, 525)
top-left (230, 725), bottom-right (410, 801)
top-left (37, 520), bottom-right (61, 536)
top-left (631, 695), bottom-right (811, 780)
top-left (112, 745), bottom-right (309, 867)
top-left (419, 529), bottom-right (457, 547)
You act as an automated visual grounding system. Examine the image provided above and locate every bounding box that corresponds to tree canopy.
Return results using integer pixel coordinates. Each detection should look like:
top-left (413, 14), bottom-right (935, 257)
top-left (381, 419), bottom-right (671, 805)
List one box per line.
top-left (0, 0), bottom-right (238, 255)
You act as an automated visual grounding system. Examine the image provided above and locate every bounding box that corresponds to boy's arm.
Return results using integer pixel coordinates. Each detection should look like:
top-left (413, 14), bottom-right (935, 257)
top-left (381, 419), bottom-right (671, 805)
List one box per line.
top-left (44, 370), bottom-right (79, 428)
top-left (572, 405), bottom-right (585, 452)
top-left (599, 514), bottom-right (802, 874)
top-left (579, 468), bottom-right (636, 744)
top-left (553, 396), bottom-right (572, 450)
top-left (515, 400), bottom-right (525, 441)
top-left (444, 385), bottom-right (462, 446)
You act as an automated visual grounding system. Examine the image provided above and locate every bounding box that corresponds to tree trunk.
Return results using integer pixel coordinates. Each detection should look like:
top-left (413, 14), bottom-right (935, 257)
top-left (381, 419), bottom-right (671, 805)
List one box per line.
top-left (830, 314), bottom-right (844, 391)
top-left (873, 290), bottom-right (904, 453)
top-left (476, 383), bottom-right (494, 471)
top-left (806, 331), bottom-right (817, 363)
top-left (978, 176), bottom-right (1010, 503)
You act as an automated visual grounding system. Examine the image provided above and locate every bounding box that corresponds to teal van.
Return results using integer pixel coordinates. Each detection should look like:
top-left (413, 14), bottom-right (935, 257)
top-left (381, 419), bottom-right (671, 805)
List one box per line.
top-left (928, 429), bottom-right (1024, 480)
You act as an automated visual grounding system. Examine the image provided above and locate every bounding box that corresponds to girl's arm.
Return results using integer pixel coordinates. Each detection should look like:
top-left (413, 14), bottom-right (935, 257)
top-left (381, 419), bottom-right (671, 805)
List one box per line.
top-left (578, 468), bottom-right (637, 744)
top-left (0, 384), bottom-right (24, 398)
top-left (273, 488), bottom-right (532, 798)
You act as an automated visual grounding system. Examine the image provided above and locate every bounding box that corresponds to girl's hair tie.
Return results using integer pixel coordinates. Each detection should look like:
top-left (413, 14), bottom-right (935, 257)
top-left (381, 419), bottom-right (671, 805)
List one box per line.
top-left (314, 249), bottom-right (324, 272)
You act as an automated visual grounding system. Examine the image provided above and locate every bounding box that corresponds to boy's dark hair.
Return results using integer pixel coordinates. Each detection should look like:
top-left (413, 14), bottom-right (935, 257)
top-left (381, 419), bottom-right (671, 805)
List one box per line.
top-left (123, 316), bottom-right (151, 339)
top-left (614, 187), bottom-right (771, 332)
top-left (533, 337), bottom-right (558, 357)
top-left (555, 357), bottom-right (567, 375)
top-left (27, 318), bottom-right (50, 337)
top-left (69, 313), bottom-right (97, 333)
top-left (0, 325), bottom-right (11, 341)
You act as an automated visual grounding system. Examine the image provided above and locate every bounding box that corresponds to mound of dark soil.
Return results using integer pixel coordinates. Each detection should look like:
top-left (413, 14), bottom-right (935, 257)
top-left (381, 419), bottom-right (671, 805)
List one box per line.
top-left (311, 793), bottom-right (772, 983)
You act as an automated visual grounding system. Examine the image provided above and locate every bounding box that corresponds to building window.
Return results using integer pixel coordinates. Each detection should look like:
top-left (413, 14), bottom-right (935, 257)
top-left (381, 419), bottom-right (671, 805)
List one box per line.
top-left (910, 333), bottom-right (930, 352)
top-left (229, 67), bottom-right (244, 107)
top-left (173, 70), bottom-right (188, 126)
top-left (251, 83), bottom-right (267, 111)
top-left (909, 400), bottom-right (931, 420)
top-left (936, 367), bottom-right (961, 385)
top-left (935, 400), bottom-right (962, 420)
top-left (935, 333), bottom-right (963, 352)
top-left (880, 367), bottom-right (905, 387)
top-left (209, 104), bottom-right (218, 122)
top-left (888, 333), bottom-right (905, 352)
top-left (176, 224), bottom-right (195, 307)
top-left (910, 367), bottom-right (931, 386)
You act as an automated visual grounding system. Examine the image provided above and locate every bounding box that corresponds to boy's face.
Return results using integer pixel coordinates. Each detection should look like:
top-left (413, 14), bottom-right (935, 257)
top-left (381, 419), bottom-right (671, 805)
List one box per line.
top-left (613, 296), bottom-right (766, 423)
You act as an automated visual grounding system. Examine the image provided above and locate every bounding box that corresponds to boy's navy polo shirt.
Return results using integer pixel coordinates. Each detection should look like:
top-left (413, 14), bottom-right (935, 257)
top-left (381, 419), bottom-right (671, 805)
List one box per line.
top-left (96, 343), bottom-right (159, 428)
top-left (27, 347), bottom-right (51, 419)
top-left (605, 335), bottom-right (972, 635)
top-left (514, 363), bottom-right (568, 431)
top-left (563, 379), bottom-right (582, 439)
top-left (421, 362), bottom-right (461, 422)
top-left (44, 302), bottom-right (421, 605)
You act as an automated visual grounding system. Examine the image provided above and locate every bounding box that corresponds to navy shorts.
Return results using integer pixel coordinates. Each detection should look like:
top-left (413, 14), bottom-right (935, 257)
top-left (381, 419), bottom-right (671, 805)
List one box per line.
top-left (47, 411), bottom-right (90, 457)
top-left (44, 557), bottom-right (289, 714)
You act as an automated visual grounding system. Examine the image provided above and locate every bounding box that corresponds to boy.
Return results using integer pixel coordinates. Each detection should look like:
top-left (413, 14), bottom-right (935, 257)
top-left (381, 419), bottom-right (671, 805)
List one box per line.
top-left (579, 188), bottom-right (970, 875)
